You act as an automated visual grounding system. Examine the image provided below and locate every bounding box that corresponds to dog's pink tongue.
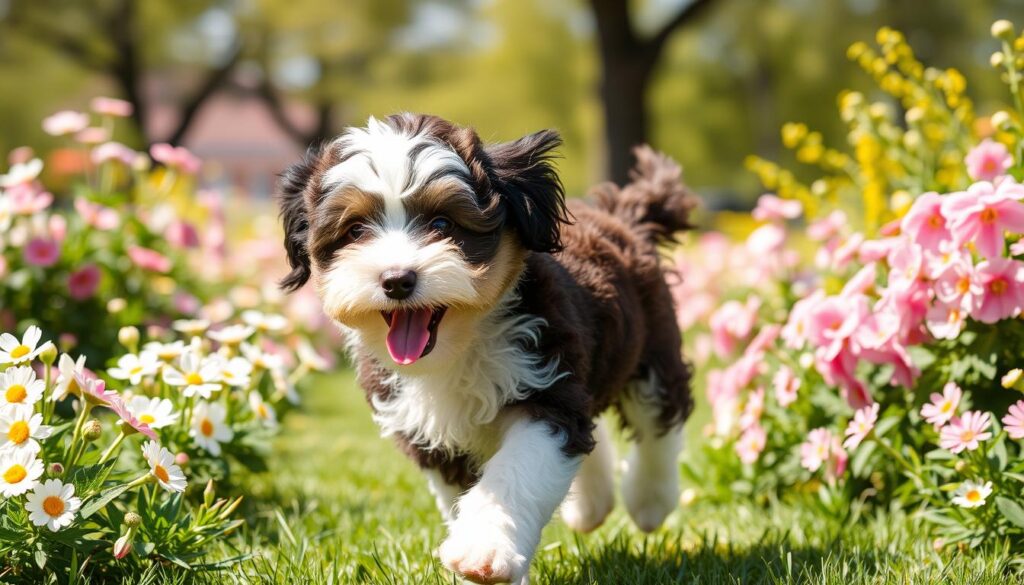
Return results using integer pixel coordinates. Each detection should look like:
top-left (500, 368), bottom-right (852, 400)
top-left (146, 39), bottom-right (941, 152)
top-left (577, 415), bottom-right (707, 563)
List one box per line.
top-left (385, 308), bottom-right (433, 365)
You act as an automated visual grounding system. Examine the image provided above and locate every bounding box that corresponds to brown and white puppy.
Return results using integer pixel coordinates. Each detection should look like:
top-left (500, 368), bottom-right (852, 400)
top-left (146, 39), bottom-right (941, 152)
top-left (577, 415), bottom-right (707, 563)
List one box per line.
top-left (277, 113), bottom-right (694, 584)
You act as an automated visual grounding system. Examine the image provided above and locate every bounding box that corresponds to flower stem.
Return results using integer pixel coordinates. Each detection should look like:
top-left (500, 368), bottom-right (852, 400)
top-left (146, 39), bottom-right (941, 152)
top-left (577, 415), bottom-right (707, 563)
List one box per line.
top-left (98, 431), bottom-right (127, 464)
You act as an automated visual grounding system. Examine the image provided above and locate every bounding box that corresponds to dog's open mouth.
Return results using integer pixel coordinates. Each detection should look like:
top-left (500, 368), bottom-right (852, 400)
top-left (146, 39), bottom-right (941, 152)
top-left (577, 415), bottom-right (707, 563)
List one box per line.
top-left (381, 307), bottom-right (447, 365)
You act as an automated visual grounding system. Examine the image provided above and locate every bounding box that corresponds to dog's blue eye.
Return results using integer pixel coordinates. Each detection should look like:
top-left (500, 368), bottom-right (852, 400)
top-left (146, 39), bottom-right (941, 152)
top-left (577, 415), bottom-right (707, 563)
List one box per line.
top-left (429, 216), bottom-right (453, 234)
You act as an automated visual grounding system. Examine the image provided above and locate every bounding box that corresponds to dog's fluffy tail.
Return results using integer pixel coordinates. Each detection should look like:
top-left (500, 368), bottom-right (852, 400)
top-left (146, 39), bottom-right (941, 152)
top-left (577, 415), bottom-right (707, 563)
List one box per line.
top-left (591, 145), bottom-right (696, 245)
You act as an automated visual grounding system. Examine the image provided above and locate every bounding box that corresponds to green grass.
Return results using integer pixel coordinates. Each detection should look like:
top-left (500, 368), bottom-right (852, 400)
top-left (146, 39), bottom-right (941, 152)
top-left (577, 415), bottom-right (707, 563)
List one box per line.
top-left (198, 371), bottom-right (1024, 584)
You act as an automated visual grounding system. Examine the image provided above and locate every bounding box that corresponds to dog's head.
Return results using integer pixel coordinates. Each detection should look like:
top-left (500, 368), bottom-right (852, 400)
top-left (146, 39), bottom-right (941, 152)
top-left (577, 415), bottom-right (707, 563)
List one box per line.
top-left (277, 113), bottom-right (567, 368)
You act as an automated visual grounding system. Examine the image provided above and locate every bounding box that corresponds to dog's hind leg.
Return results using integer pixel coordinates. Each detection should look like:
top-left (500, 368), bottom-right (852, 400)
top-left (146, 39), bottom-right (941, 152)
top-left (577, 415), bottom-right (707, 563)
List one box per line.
top-left (619, 372), bottom-right (683, 532)
top-left (560, 417), bottom-right (615, 533)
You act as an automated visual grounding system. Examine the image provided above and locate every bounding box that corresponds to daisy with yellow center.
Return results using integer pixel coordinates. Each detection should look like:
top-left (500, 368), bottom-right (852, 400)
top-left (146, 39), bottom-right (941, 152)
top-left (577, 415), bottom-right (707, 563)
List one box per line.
top-left (248, 391), bottom-right (278, 428)
top-left (125, 396), bottom-right (178, 429)
top-left (190, 401), bottom-right (233, 456)
top-left (951, 480), bottom-right (993, 508)
top-left (52, 353), bottom-right (87, 402)
top-left (0, 448), bottom-right (43, 497)
top-left (240, 342), bottom-right (284, 371)
top-left (0, 366), bottom-right (45, 407)
top-left (220, 357), bottom-right (253, 388)
top-left (241, 310), bottom-right (288, 333)
top-left (24, 479), bottom-right (81, 531)
top-left (0, 326), bottom-right (52, 365)
top-left (172, 319), bottom-right (210, 338)
top-left (141, 440), bottom-right (186, 493)
top-left (108, 351), bottom-right (161, 385)
top-left (143, 340), bottom-right (186, 362)
top-left (207, 324), bottom-right (255, 347)
top-left (163, 351), bottom-right (223, 399)
top-left (0, 406), bottom-right (53, 454)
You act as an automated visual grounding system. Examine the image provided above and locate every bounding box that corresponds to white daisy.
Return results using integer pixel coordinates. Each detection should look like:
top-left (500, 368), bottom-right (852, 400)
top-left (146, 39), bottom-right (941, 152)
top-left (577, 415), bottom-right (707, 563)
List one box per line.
top-left (240, 342), bottom-right (284, 371)
top-left (0, 366), bottom-right (45, 407)
top-left (190, 401), bottom-right (233, 456)
top-left (220, 357), bottom-right (253, 388)
top-left (24, 479), bottom-right (80, 531)
top-left (0, 194), bottom-right (12, 232)
top-left (141, 440), bottom-right (186, 493)
top-left (248, 391), bottom-right (278, 428)
top-left (952, 480), bottom-right (992, 508)
top-left (143, 340), bottom-right (186, 362)
top-left (108, 351), bottom-right (161, 385)
top-left (0, 326), bottom-right (52, 365)
top-left (0, 449), bottom-right (43, 496)
top-left (0, 158), bottom-right (43, 188)
top-left (241, 310), bottom-right (288, 333)
top-left (163, 351), bottom-right (223, 399)
top-left (207, 324), bottom-right (255, 346)
top-left (0, 406), bottom-right (53, 453)
top-left (271, 368), bottom-right (300, 405)
top-left (125, 396), bottom-right (178, 429)
top-left (172, 319), bottom-right (210, 337)
top-left (53, 353), bottom-right (87, 402)
top-left (296, 340), bottom-right (328, 371)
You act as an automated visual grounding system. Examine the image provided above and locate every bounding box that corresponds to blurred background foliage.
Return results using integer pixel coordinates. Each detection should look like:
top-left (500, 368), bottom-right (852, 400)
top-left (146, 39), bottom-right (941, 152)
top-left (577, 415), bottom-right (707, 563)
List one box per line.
top-left (0, 0), bottom-right (1020, 208)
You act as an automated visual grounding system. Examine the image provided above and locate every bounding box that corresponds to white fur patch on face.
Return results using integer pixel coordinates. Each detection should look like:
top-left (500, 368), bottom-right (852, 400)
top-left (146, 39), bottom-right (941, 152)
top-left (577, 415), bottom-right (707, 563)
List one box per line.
top-left (323, 116), bottom-right (471, 228)
top-left (318, 228), bottom-right (484, 319)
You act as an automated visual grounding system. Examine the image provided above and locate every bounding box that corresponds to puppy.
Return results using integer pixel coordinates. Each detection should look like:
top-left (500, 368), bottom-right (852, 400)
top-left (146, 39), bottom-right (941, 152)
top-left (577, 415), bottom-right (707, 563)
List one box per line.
top-left (277, 113), bottom-right (694, 584)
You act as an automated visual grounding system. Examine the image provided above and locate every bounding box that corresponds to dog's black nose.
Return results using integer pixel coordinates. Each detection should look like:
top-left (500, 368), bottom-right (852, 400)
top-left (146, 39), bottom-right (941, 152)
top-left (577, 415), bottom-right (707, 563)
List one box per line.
top-left (381, 269), bottom-right (417, 300)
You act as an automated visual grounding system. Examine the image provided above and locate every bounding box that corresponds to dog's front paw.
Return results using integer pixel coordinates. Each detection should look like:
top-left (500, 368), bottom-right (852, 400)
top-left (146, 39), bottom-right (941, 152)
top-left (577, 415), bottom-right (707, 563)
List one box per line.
top-left (439, 520), bottom-right (528, 584)
top-left (622, 458), bottom-right (679, 532)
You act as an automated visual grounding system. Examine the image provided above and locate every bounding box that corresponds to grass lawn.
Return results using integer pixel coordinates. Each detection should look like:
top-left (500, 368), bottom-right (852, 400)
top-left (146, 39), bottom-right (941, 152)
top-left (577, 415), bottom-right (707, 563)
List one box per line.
top-left (199, 370), bottom-right (1023, 584)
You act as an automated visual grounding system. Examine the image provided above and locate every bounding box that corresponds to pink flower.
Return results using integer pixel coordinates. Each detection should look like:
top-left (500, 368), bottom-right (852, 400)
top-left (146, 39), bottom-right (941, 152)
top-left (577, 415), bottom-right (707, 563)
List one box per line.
top-left (921, 382), bottom-right (963, 427)
top-left (807, 295), bottom-right (867, 361)
top-left (744, 325), bottom-right (780, 358)
top-left (858, 237), bottom-right (901, 263)
top-left (90, 97), bottom-right (133, 118)
top-left (67, 264), bottom-right (101, 300)
top-left (841, 263), bottom-right (877, 297)
top-left (843, 403), bottom-right (879, 450)
top-left (150, 143), bottom-right (201, 175)
top-left (709, 297), bottom-right (761, 357)
top-left (808, 210), bottom-right (847, 241)
top-left (971, 257), bottom-right (1024, 323)
top-left (75, 373), bottom-right (117, 406)
top-left (925, 301), bottom-right (966, 340)
top-left (107, 397), bottom-right (157, 440)
top-left (901, 192), bottom-right (951, 251)
top-left (739, 387), bottom-right (765, 430)
top-left (74, 197), bottom-right (119, 230)
top-left (965, 139), bottom-right (1012, 182)
top-left (832, 232), bottom-right (865, 270)
top-left (127, 246), bottom-right (171, 273)
top-left (934, 255), bottom-right (980, 310)
top-left (735, 424), bottom-right (766, 465)
top-left (772, 366), bottom-right (800, 407)
top-left (24, 238), bottom-right (59, 267)
top-left (6, 182), bottom-right (53, 214)
top-left (49, 215), bottom-right (67, 243)
top-left (815, 346), bottom-right (872, 409)
top-left (781, 290), bottom-right (824, 349)
top-left (752, 194), bottom-right (802, 222)
top-left (941, 180), bottom-right (1024, 258)
top-left (92, 142), bottom-right (137, 166)
top-left (800, 428), bottom-right (833, 472)
top-left (745, 223), bottom-right (786, 255)
top-left (1002, 400), bottom-right (1024, 439)
top-left (939, 411), bottom-right (992, 454)
top-left (42, 111), bottom-right (89, 136)
top-left (75, 127), bottom-right (110, 145)
top-left (165, 220), bottom-right (200, 249)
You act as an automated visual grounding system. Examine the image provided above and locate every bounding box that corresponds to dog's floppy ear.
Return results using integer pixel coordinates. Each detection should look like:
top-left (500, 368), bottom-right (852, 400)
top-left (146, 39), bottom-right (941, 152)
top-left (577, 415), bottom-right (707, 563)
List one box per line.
top-left (276, 144), bottom-right (322, 291)
top-left (486, 130), bottom-right (569, 253)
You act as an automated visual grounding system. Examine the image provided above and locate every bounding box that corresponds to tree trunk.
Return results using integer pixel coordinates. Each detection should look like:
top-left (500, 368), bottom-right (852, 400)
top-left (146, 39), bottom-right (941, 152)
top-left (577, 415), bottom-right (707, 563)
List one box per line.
top-left (598, 56), bottom-right (652, 185)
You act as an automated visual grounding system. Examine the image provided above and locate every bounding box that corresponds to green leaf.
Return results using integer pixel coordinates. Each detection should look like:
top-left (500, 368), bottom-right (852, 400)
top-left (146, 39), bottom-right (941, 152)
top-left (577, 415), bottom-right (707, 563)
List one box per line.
top-left (81, 482), bottom-right (132, 518)
top-left (34, 542), bottom-right (46, 570)
top-left (996, 496), bottom-right (1024, 529)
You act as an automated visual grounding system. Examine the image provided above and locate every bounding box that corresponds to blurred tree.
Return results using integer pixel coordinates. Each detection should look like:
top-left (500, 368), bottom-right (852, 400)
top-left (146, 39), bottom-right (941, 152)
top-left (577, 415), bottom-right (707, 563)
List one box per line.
top-left (589, 0), bottom-right (718, 183)
top-left (1, 0), bottom-right (241, 146)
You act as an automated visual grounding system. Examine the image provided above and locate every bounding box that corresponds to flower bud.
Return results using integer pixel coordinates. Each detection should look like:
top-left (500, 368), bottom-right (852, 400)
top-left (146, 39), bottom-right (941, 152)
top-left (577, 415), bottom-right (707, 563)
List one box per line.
top-left (118, 326), bottom-right (139, 352)
top-left (132, 153), bottom-right (151, 173)
top-left (204, 480), bottom-right (216, 507)
top-left (83, 419), bottom-right (103, 442)
top-left (954, 459), bottom-right (968, 473)
top-left (113, 533), bottom-right (133, 559)
top-left (38, 343), bottom-right (58, 366)
top-left (48, 462), bottom-right (64, 475)
top-left (107, 298), bottom-right (127, 314)
top-left (123, 512), bottom-right (142, 528)
top-left (932, 538), bottom-right (945, 553)
top-left (992, 20), bottom-right (1015, 41)
top-left (991, 52), bottom-right (1006, 68)
top-left (174, 452), bottom-right (190, 466)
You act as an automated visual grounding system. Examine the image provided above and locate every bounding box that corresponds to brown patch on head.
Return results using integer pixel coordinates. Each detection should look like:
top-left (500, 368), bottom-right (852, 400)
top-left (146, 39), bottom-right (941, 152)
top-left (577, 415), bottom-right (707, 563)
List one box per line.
top-left (308, 188), bottom-right (385, 269)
